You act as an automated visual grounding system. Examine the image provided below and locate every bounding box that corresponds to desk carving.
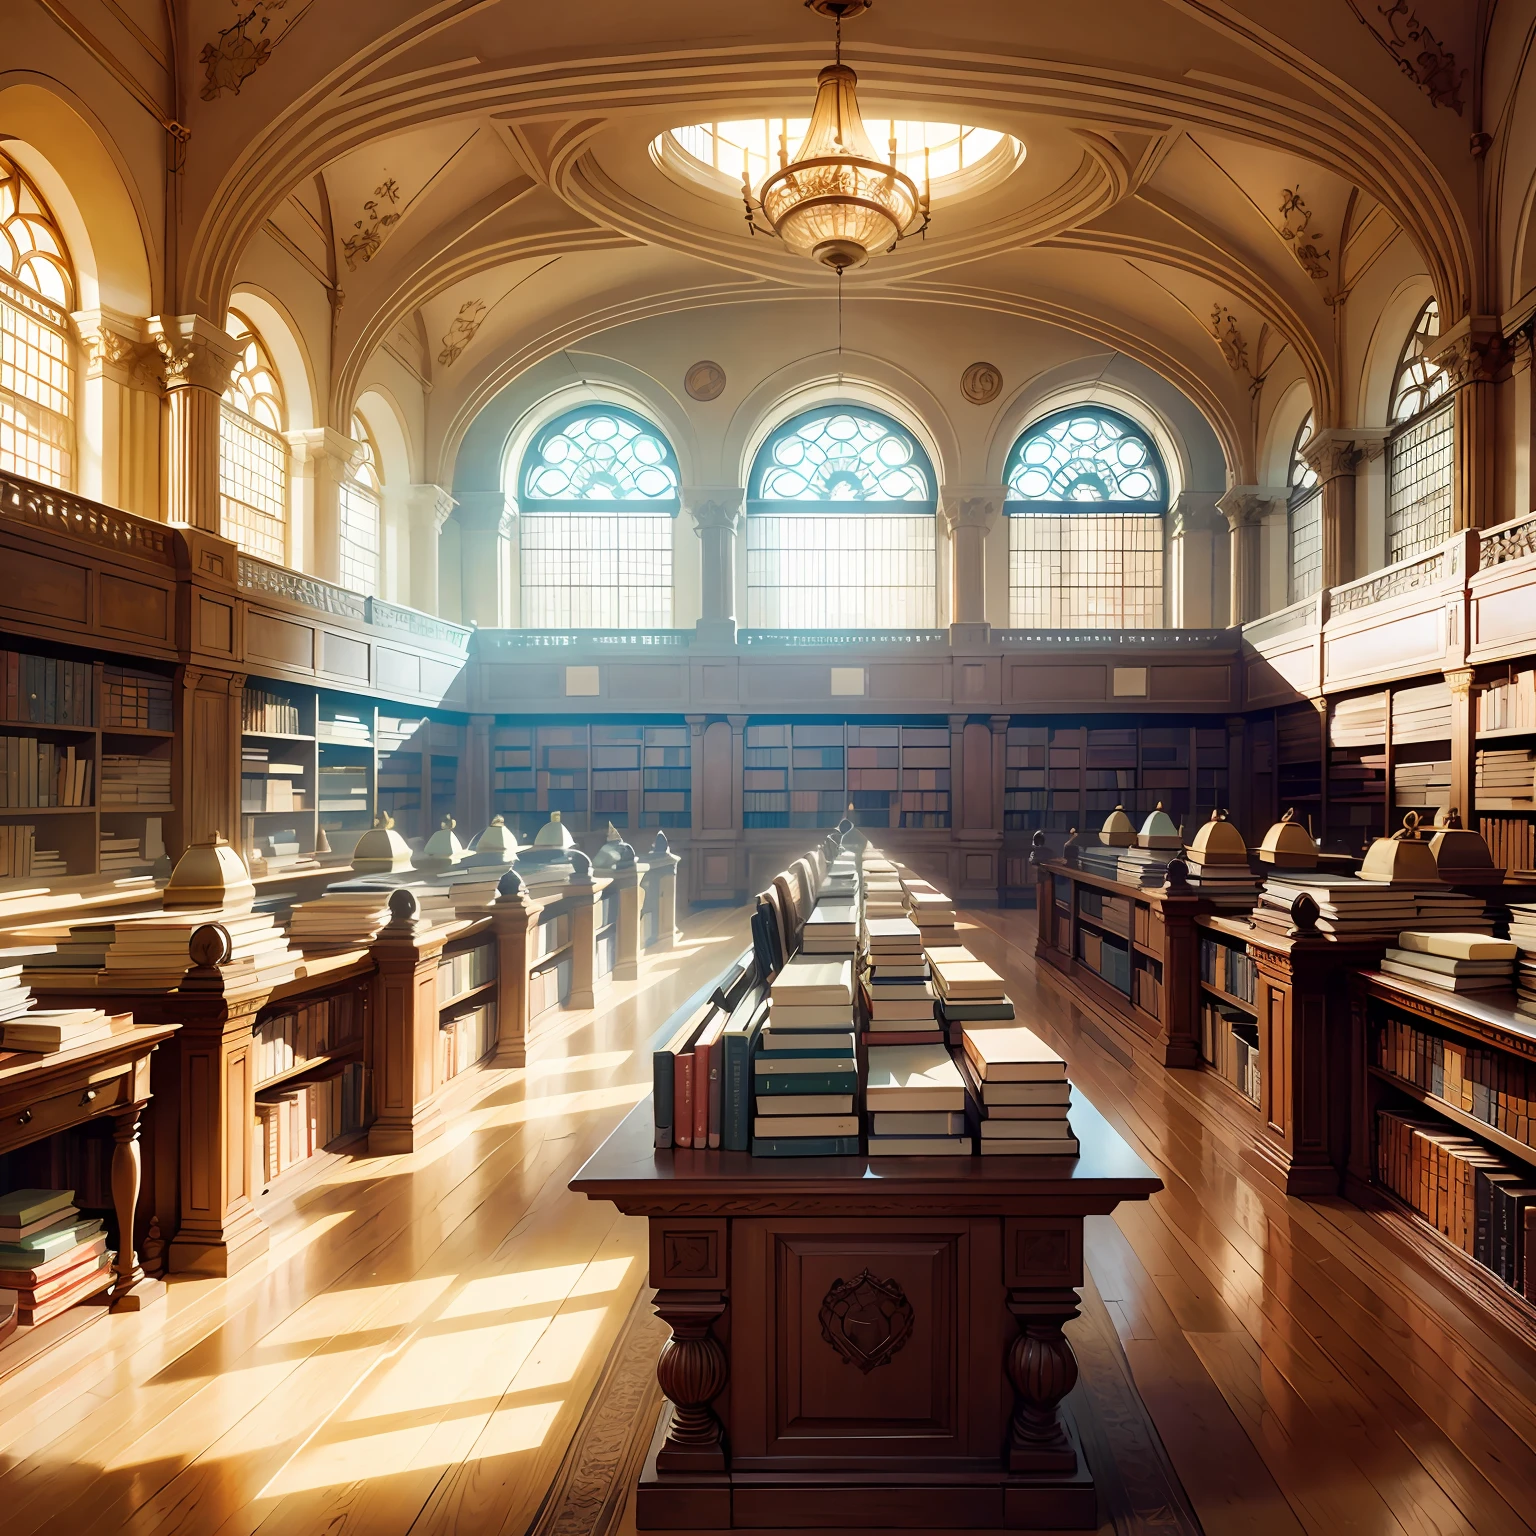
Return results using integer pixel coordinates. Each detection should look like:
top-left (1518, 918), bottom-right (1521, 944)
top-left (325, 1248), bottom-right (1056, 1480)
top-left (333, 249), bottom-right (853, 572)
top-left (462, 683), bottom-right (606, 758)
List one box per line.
top-left (820, 1269), bottom-right (913, 1372)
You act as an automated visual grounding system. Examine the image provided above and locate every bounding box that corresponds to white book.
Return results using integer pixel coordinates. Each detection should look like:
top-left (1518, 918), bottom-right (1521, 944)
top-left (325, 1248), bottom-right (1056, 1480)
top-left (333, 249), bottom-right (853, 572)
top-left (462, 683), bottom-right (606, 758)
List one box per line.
top-left (867, 1136), bottom-right (971, 1155)
top-left (963, 1024), bottom-right (1067, 1083)
top-left (768, 1003), bottom-right (854, 1029)
top-left (770, 957), bottom-right (853, 1004)
top-left (871, 1110), bottom-right (967, 1135)
top-left (757, 1093), bottom-right (854, 1115)
top-left (979, 1137), bottom-right (1080, 1156)
top-left (760, 1030), bottom-right (855, 1054)
top-left (753, 1114), bottom-right (860, 1137)
top-left (866, 1045), bottom-right (966, 1110)
top-left (1395, 931), bottom-right (1515, 961)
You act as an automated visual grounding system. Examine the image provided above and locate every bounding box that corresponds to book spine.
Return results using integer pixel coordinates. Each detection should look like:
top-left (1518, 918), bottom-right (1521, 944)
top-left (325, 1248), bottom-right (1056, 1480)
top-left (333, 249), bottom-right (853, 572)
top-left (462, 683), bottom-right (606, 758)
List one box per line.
top-left (755, 1072), bottom-right (859, 1095)
top-left (749, 1136), bottom-right (861, 1157)
top-left (722, 1031), bottom-right (747, 1154)
top-left (708, 1039), bottom-right (723, 1150)
top-left (693, 1037), bottom-right (711, 1150)
top-left (674, 1050), bottom-right (694, 1149)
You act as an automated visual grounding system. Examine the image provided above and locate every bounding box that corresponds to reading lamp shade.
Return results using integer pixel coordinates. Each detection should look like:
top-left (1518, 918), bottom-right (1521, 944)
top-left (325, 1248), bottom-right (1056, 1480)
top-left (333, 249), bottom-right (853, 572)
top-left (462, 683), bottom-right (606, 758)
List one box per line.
top-left (533, 810), bottom-right (576, 850)
top-left (418, 816), bottom-right (466, 871)
top-left (1359, 812), bottom-right (1441, 884)
top-left (164, 833), bottom-right (255, 910)
top-left (468, 814), bottom-right (519, 865)
top-left (1186, 809), bottom-right (1248, 866)
top-left (352, 813), bottom-right (414, 874)
top-left (1137, 802), bottom-right (1182, 850)
top-left (1098, 804), bottom-right (1137, 847)
top-left (1257, 808), bottom-right (1317, 868)
top-left (1428, 808), bottom-right (1502, 880)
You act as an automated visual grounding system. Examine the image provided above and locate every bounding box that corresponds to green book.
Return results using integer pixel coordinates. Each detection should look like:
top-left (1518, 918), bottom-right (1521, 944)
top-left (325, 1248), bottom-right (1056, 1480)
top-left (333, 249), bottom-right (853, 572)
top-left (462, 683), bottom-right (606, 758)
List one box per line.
top-left (755, 1072), bottom-right (858, 1095)
top-left (0, 1217), bottom-right (104, 1265)
top-left (721, 994), bottom-right (768, 1154)
top-left (750, 1135), bottom-right (861, 1157)
top-left (0, 1189), bottom-right (74, 1227)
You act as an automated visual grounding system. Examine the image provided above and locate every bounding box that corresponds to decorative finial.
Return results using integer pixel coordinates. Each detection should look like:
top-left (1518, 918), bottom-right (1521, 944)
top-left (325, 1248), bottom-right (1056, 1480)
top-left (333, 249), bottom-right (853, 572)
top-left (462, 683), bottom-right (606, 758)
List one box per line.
top-left (496, 868), bottom-right (525, 899)
top-left (387, 887), bottom-right (421, 924)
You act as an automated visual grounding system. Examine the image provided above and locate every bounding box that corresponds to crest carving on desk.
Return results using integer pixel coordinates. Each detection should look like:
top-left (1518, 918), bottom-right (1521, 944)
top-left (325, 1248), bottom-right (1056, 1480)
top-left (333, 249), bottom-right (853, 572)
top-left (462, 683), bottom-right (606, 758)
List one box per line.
top-left (819, 1268), bottom-right (915, 1373)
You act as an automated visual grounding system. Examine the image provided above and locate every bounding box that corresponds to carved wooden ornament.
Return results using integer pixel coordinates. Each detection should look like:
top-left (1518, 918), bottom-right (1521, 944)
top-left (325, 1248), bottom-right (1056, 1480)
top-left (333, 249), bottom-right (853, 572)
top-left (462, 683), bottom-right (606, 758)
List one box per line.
top-left (818, 1268), bottom-right (914, 1372)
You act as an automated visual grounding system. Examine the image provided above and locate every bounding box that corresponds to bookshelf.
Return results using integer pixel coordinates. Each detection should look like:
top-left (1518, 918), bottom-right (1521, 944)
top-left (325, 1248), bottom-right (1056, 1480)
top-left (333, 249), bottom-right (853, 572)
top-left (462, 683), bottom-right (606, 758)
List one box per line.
top-left (1476, 664), bottom-right (1536, 873)
top-left (0, 639), bottom-right (175, 882)
top-left (1197, 928), bottom-right (1260, 1108)
top-left (376, 713), bottom-right (427, 837)
top-left (437, 930), bottom-right (498, 1087)
top-left (643, 723), bottom-right (691, 828)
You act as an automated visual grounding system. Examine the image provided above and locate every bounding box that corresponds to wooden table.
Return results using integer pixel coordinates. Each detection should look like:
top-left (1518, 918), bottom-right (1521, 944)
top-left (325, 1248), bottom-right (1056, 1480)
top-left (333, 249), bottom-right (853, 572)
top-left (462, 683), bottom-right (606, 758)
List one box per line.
top-left (570, 1097), bottom-right (1161, 1532)
top-left (0, 1021), bottom-right (179, 1316)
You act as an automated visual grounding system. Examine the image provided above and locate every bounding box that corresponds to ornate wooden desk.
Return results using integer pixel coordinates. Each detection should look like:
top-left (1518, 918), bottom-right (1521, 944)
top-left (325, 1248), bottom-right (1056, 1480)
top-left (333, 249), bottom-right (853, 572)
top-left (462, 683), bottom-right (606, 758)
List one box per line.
top-left (570, 1097), bottom-right (1161, 1532)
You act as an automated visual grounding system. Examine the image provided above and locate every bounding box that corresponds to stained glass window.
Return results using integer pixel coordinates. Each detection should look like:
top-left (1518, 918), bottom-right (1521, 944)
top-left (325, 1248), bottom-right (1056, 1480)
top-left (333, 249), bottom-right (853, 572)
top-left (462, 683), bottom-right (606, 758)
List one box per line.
top-left (219, 311), bottom-right (288, 564)
top-left (746, 406), bottom-right (937, 628)
top-left (517, 405), bottom-right (677, 627)
top-left (1387, 299), bottom-right (1453, 562)
top-left (1288, 413), bottom-right (1322, 603)
top-left (0, 151), bottom-right (76, 488)
top-left (339, 412), bottom-right (381, 596)
top-left (1005, 408), bottom-right (1166, 628)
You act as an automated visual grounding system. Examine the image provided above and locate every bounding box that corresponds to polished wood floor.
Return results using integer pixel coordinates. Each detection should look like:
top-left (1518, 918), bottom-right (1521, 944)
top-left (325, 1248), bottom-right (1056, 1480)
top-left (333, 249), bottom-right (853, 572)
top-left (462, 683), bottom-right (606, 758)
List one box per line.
top-left (1, 900), bottom-right (1534, 1536)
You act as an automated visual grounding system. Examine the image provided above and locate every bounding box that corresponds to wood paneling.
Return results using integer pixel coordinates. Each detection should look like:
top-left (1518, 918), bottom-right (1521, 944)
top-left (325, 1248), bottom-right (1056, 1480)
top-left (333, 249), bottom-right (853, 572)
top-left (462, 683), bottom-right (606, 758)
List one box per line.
top-left (700, 719), bottom-right (733, 829)
top-left (6, 547), bottom-right (88, 622)
top-left (247, 611), bottom-right (315, 668)
top-left (1008, 663), bottom-right (1107, 702)
top-left (321, 629), bottom-right (370, 680)
top-left (100, 573), bottom-right (170, 640)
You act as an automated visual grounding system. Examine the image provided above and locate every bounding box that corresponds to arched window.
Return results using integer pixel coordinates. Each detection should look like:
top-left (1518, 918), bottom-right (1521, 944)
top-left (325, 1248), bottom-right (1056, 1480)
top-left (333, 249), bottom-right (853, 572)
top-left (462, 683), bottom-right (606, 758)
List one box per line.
top-left (1287, 412), bottom-right (1322, 604)
top-left (517, 405), bottom-right (679, 627)
top-left (746, 405), bottom-right (937, 629)
top-left (1005, 408), bottom-right (1166, 628)
top-left (339, 411), bottom-right (381, 596)
top-left (1386, 298), bottom-right (1452, 563)
top-left (219, 312), bottom-right (289, 563)
top-left (0, 151), bottom-right (76, 488)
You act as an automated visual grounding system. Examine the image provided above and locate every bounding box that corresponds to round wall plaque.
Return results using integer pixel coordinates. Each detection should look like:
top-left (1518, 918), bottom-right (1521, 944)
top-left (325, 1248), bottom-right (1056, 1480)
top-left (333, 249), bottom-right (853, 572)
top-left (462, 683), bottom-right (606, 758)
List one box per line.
top-left (685, 360), bottom-right (727, 401)
top-left (961, 360), bottom-right (1003, 405)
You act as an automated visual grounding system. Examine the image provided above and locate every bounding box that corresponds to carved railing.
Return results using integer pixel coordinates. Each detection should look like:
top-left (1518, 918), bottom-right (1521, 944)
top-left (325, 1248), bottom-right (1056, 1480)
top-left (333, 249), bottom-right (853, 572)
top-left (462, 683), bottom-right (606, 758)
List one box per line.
top-left (364, 597), bottom-right (471, 653)
top-left (237, 556), bottom-right (366, 618)
top-left (1241, 596), bottom-right (1321, 647)
top-left (995, 628), bottom-right (1231, 647)
top-left (1329, 550), bottom-right (1444, 616)
top-left (1478, 511), bottom-right (1536, 571)
top-left (0, 467), bottom-right (175, 566)
top-left (739, 629), bottom-right (948, 648)
top-left (479, 629), bottom-right (692, 650)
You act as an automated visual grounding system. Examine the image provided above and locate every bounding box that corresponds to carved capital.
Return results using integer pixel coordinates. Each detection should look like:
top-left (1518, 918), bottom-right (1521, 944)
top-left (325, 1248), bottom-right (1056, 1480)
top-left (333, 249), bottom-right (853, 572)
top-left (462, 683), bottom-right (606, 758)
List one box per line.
top-left (685, 486), bottom-right (745, 534)
top-left (406, 482), bottom-right (457, 531)
top-left (1444, 666), bottom-right (1475, 701)
top-left (1215, 486), bottom-right (1285, 531)
top-left (284, 425), bottom-right (364, 474)
top-left (1299, 431), bottom-right (1360, 482)
top-left (1510, 328), bottom-right (1534, 372)
top-left (148, 313), bottom-right (241, 395)
top-left (940, 485), bottom-right (1004, 535)
top-left (72, 309), bottom-right (163, 390)
top-left (1432, 318), bottom-right (1508, 388)
top-left (455, 490), bottom-right (514, 538)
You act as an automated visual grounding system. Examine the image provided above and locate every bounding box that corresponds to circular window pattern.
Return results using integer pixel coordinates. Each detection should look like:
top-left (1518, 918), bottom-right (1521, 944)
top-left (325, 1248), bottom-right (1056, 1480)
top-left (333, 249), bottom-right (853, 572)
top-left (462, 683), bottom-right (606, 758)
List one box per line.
top-left (1004, 409), bottom-right (1165, 506)
top-left (520, 406), bottom-right (681, 508)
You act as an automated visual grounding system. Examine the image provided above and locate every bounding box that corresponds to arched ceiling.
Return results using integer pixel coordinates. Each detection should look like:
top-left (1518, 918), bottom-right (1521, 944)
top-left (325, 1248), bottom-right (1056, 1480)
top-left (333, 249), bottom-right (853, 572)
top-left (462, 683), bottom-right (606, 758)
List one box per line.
top-left (170, 0), bottom-right (1508, 483)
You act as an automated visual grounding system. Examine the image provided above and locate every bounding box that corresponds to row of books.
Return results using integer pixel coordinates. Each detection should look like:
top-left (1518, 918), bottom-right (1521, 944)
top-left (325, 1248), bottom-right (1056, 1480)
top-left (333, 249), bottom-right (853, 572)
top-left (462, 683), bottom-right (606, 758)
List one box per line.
top-left (318, 713), bottom-right (372, 745)
top-left (252, 992), bottom-right (362, 1087)
top-left (0, 651), bottom-right (95, 726)
top-left (1200, 935), bottom-right (1255, 1003)
top-left (99, 753), bottom-right (171, 805)
top-left (0, 825), bottom-right (66, 879)
top-left (1251, 875), bottom-right (1490, 941)
top-left (1200, 999), bottom-right (1261, 1106)
top-left (254, 1062), bottom-right (370, 1188)
top-left (103, 665), bottom-right (172, 731)
top-left (242, 686), bottom-right (303, 736)
top-left (0, 1188), bottom-right (112, 1330)
top-left (440, 1000), bottom-right (497, 1082)
top-left (439, 942), bottom-right (495, 1003)
top-left (1379, 931), bottom-right (1516, 995)
top-left (0, 737), bottom-right (93, 807)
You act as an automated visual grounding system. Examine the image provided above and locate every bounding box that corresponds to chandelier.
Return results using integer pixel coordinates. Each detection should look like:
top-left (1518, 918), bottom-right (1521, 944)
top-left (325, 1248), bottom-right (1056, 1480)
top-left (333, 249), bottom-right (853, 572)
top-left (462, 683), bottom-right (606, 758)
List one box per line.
top-left (743, 1), bottom-right (929, 271)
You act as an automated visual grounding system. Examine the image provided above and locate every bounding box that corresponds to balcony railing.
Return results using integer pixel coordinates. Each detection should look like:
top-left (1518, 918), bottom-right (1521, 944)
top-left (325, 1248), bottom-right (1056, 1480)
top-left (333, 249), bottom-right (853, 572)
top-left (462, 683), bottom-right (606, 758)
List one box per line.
top-left (478, 629), bottom-right (693, 650)
top-left (0, 467), bottom-right (175, 566)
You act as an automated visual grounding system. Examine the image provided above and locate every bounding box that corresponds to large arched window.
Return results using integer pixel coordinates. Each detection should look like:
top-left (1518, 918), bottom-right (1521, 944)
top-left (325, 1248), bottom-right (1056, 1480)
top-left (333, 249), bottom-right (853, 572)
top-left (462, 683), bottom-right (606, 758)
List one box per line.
top-left (1386, 298), bottom-right (1452, 563)
top-left (746, 405), bottom-right (937, 629)
top-left (0, 151), bottom-right (76, 489)
top-left (219, 312), bottom-right (289, 564)
top-left (517, 404), bottom-right (679, 627)
top-left (340, 411), bottom-right (382, 596)
top-left (1005, 407), bottom-right (1166, 628)
top-left (1287, 412), bottom-right (1322, 604)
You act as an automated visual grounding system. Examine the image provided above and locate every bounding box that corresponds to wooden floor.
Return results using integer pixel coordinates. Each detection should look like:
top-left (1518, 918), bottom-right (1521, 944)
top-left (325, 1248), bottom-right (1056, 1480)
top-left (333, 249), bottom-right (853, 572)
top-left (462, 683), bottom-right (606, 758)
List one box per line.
top-left (3, 900), bottom-right (1535, 1536)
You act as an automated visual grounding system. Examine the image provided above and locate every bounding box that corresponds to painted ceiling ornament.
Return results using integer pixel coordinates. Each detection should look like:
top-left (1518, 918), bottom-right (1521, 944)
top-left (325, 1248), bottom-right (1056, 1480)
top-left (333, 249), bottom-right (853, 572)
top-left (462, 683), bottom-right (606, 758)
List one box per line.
top-left (199, 0), bottom-right (307, 101)
top-left (1278, 187), bottom-right (1330, 281)
top-left (740, 0), bottom-right (930, 271)
top-left (685, 360), bottom-right (727, 401)
top-left (961, 361), bottom-right (1002, 405)
top-left (1347, 0), bottom-right (1466, 114)
top-left (1209, 305), bottom-right (1249, 374)
top-left (343, 178), bottom-right (403, 271)
top-left (437, 298), bottom-right (489, 367)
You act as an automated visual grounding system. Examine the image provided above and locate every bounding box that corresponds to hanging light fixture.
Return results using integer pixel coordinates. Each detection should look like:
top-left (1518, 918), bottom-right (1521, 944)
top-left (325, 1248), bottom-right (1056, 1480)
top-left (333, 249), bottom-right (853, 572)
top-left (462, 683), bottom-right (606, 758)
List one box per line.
top-left (743, 0), bottom-right (930, 271)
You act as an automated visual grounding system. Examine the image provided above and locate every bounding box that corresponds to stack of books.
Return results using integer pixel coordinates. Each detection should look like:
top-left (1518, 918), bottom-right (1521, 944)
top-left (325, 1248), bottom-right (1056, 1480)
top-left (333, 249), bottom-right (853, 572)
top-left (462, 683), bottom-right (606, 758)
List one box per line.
top-left (0, 1190), bottom-right (113, 1325)
top-left (861, 878), bottom-right (909, 920)
top-left (801, 900), bottom-right (859, 955)
top-left (906, 885), bottom-right (956, 940)
top-left (753, 957), bottom-right (858, 1156)
top-left (0, 962), bottom-right (32, 1024)
top-left (927, 946), bottom-right (1015, 1043)
top-left (100, 910), bottom-right (302, 989)
top-left (861, 917), bottom-right (939, 1044)
top-left (1183, 851), bottom-right (1262, 909)
top-left (317, 712), bottom-right (372, 745)
top-left (1380, 931), bottom-right (1517, 994)
top-left (866, 1042), bottom-right (970, 1155)
top-left (2, 1006), bottom-right (128, 1053)
top-left (960, 1024), bottom-right (1076, 1155)
top-left (1250, 874), bottom-right (1417, 939)
top-left (288, 879), bottom-right (453, 949)
top-left (1405, 887), bottom-right (1493, 933)
top-left (1508, 901), bottom-right (1536, 1013)
top-left (18, 922), bottom-right (121, 985)
top-left (98, 834), bottom-right (148, 874)
top-left (99, 753), bottom-right (172, 806)
top-left (435, 863), bottom-right (511, 915)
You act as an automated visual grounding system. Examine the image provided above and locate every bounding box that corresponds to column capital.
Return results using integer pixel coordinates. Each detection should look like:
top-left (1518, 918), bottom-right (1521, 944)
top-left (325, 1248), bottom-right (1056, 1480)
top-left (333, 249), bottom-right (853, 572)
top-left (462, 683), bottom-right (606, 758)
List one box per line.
top-left (989, 713), bottom-right (1011, 735)
top-left (148, 313), bottom-right (241, 394)
top-left (284, 426), bottom-right (363, 472)
top-left (454, 489), bottom-right (514, 537)
top-left (1215, 486), bottom-right (1286, 530)
top-left (683, 486), bottom-right (745, 532)
top-left (1432, 315), bottom-right (1509, 388)
top-left (939, 485), bottom-right (1005, 534)
top-left (1300, 427), bottom-right (1389, 479)
top-left (406, 483), bottom-right (457, 530)
top-left (72, 308), bottom-right (162, 391)
top-left (1169, 491), bottom-right (1223, 535)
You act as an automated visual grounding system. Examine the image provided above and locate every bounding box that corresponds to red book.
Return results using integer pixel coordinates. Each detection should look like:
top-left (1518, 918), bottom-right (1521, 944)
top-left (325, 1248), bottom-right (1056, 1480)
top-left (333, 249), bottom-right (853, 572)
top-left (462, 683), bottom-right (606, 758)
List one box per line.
top-left (17, 1256), bottom-right (112, 1326)
top-left (674, 1049), bottom-right (695, 1149)
top-left (20, 1250), bottom-right (112, 1309)
top-left (0, 1234), bottom-right (108, 1290)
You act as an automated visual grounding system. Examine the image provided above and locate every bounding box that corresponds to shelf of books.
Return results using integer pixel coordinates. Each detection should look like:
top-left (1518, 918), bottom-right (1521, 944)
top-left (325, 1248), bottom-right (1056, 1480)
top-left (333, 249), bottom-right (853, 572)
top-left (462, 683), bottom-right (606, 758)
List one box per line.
top-left (529, 903), bottom-right (574, 1018)
top-left (1275, 704), bottom-right (1324, 842)
top-left (1355, 972), bottom-right (1536, 1311)
top-left (492, 720), bottom-right (692, 841)
top-left (376, 713), bottom-right (427, 838)
top-left (1197, 927), bottom-right (1260, 1109)
top-left (0, 638), bottom-right (175, 883)
top-left (438, 930), bottom-right (498, 1087)
top-left (1476, 665), bottom-right (1536, 874)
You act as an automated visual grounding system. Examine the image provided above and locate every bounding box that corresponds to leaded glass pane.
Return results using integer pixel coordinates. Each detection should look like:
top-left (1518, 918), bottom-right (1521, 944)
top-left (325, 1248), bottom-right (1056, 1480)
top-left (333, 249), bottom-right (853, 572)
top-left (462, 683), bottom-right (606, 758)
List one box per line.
top-left (1008, 513), bottom-right (1164, 628)
top-left (219, 311), bottom-right (288, 563)
top-left (1389, 299), bottom-right (1448, 426)
top-left (1387, 403), bottom-right (1453, 562)
top-left (521, 407), bottom-right (680, 508)
top-left (1004, 409), bottom-right (1163, 504)
top-left (750, 407), bottom-right (934, 506)
top-left (747, 513), bottom-right (936, 628)
top-left (520, 512), bottom-right (673, 627)
top-left (1289, 492), bottom-right (1322, 603)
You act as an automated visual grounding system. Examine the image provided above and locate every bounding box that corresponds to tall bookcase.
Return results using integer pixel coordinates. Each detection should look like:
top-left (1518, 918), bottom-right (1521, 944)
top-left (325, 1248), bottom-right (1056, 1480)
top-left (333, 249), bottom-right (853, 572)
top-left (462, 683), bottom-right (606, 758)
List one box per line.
top-left (0, 638), bottom-right (175, 882)
top-left (1476, 664), bottom-right (1536, 873)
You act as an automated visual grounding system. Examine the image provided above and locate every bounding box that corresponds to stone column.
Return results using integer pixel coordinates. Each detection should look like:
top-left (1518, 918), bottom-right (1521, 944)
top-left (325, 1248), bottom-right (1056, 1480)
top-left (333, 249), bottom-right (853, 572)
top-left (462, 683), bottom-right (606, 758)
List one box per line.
top-left (1216, 487), bottom-right (1282, 623)
top-left (287, 426), bottom-right (362, 583)
top-left (456, 491), bottom-right (514, 628)
top-left (1168, 492), bottom-right (1224, 627)
top-left (686, 487), bottom-right (744, 645)
top-left (940, 485), bottom-right (1003, 645)
top-left (1300, 433), bottom-right (1363, 588)
top-left (1435, 317), bottom-right (1508, 532)
top-left (73, 308), bottom-right (162, 519)
top-left (150, 314), bottom-right (241, 532)
top-left (405, 483), bottom-right (455, 614)
top-left (1512, 330), bottom-right (1535, 522)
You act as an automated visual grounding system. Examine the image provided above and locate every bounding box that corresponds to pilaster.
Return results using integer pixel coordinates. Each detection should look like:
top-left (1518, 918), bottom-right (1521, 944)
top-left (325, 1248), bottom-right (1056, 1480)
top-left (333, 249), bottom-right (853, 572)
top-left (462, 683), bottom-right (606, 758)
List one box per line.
top-left (73, 307), bottom-right (162, 520)
top-left (405, 483), bottom-right (455, 616)
top-left (286, 426), bottom-right (363, 584)
top-left (1434, 317), bottom-right (1509, 531)
top-left (456, 491), bottom-right (515, 627)
top-left (1216, 487), bottom-right (1284, 624)
top-left (686, 487), bottom-right (744, 646)
top-left (150, 314), bottom-right (242, 533)
top-left (940, 485), bottom-right (1003, 645)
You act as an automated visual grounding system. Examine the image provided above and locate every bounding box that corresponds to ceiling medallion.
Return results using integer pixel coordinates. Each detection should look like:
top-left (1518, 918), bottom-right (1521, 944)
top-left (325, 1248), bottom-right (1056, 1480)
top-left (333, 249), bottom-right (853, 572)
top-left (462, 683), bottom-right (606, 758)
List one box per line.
top-left (961, 361), bottom-right (1002, 405)
top-left (685, 360), bottom-right (727, 401)
top-left (742, 0), bottom-right (929, 271)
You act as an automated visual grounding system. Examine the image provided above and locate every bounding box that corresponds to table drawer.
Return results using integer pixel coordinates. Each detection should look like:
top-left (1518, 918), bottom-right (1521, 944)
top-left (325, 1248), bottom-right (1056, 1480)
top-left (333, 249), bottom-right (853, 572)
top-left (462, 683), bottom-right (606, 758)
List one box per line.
top-left (0, 1064), bottom-right (132, 1154)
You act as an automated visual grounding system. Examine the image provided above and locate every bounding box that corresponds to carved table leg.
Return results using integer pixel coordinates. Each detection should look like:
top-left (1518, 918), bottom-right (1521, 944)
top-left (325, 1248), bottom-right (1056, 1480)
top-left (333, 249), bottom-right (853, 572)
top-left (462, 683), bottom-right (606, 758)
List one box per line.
top-left (1006, 1288), bottom-right (1080, 1473)
top-left (109, 1104), bottom-right (165, 1312)
top-left (653, 1289), bottom-right (728, 1471)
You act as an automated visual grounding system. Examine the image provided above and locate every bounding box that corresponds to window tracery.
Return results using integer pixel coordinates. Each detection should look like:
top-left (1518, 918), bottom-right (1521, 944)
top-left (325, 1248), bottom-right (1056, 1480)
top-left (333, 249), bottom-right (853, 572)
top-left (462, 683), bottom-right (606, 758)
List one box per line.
top-left (340, 412), bottom-right (382, 596)
top-left (1386, 299), bottom-right (1453, 563)
top-left (1288, 412), bottom-right (1322, 603)
top-left (218, 311), bottom-right (289, 564)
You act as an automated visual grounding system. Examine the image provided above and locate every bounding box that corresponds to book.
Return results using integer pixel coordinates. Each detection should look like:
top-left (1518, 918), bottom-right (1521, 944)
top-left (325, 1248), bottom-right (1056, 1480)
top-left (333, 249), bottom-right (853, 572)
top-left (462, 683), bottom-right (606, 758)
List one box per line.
top-left (752, 1114), bottom-right (860, 1138)
top-left (865, 1045), bottom-right (966, 1111)
top-left (0, 1188), bottom-right (75, 1231)
top-left (755, 1071), bottom-right (859, 1095)
top-left (1395, 932), bottom-right (1516, 961)
top-left (754, 1055), bottom-right (856, 1075)
top-left (693, 1009), bottom-right (729, 1150)
top-left (0, 1232), bottom-right (107, 1289)
top-left (1379, 960), bottom-right (1510, 993)
top-left (867, 1136), bottom-right (971, 1155)
top-left (963, 1024), bottom-right (1068, 1083)
top-left (653, 999), bottom-right (714, 1149)
top-left (770, 957), bottom-right (853, 1004)
top-left (720, 989), bottom-right (768, 1154)
top-left (0, 1203), bottom-right (79, 1243)
top-left (938, 999), bottom-right (1017, 1022)
top-left (749, 1135), bottom-right (861, 1157)
top-left (759, 1029), bottom-right (856, 1056)
top-left (979, 1118), bottom-right (1074, 1139)
top-left (765, 1003), bottom-right (854, 1029)
top-left (16, 1254), bottom-right (113, 1326)
top-left (0, 1217), bottom-right (105, 1266)
top-left (1382, 948), bottom-right (1512, 976)
top-left (979, 1137), bottom-right (1080, 1156)
top-left (870, 1110), bottom-right (967, 1135)
top-left (752, 1092), bottom-right (854, 1115)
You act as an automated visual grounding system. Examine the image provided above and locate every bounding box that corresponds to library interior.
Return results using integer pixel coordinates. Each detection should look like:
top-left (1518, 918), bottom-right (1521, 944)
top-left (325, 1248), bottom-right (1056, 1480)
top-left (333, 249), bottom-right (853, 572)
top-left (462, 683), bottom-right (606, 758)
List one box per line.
top-left (6, 1), bottom-right (1536, 1532)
